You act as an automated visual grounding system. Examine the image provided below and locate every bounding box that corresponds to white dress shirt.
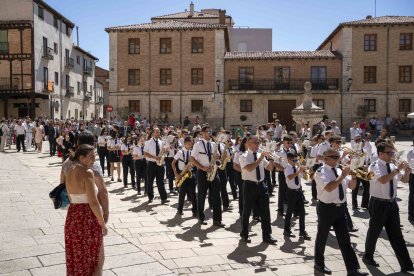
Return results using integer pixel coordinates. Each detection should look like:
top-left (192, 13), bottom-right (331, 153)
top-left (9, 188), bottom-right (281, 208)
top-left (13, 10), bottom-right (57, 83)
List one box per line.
top-left (107, 137), bottom-right (120, 150)
top-left (233, 150), bottom-right (242, 165)
top-left (174, 148), bottom-right (191, 171)
top-left (97, 135), bottom-right (106, 147)
top-left (363, 141), bottom-right (373, 164)
top-left (191, 138), bottom-right (216, 167)
top-left (120, 143), bottom-right (132, 154)
top-left (132, 145), bottom-right (145, 159)
top-left (332, 126), bottom-right (341, 136)
top-left (239, 149), bottom-right (269, 182)
top-left (285, 163), bottom-right (301, 190)
top-left (315, 164), bottom-right (351, 204)
top-left (369, 159), bottom-right (402, 200)
top-left (275, 147), bottom-right (290, 169)
top-left (14, 125), bottom-right (26, 135)
top-left (144, 138), bottom-right (164, 163)
top-left (274, 125), bottom-right (283, 139)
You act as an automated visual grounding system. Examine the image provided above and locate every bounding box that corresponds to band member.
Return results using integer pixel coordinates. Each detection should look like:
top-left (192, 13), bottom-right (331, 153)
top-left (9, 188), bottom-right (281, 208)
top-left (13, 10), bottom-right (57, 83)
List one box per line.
top-left (363, 143), bottom-right (414, 272)
top-left (121, 135), bottom-right (135, 188)
top-left (351, 135), bottom-right (370, 209)
top-left (310, 134), bottom-right (324, 200)
top-left (239, 135), bottom-right (276, 244)
top-left (107, 131), bottom-right (122, 182)
top-left (165, 133), bottom-right (177, 194)
top-left (173, 137), bottom-right (197, 217)
top-left (97, 129), bottom-right (110, 176)
top-left (314, 149), bottom-right (367, 276)
top-left (274, 135), bottom-right (293, 216)
top-left (133, 135), bottom-right (147, 195)
top-left (217, 132), bottom-right (231, 211)
top-left (408, 139), bottom-right (414, 224)
top-left (233, 137), bottom-right (246, 215)
top-left (144, 128), bottom-right (169, 204)
top-left (225, 137), bottom-right (237, 200)
top-left (190, 125), bottom-right (224, 227)
top-left (283, 151), bottom-right (311, 240)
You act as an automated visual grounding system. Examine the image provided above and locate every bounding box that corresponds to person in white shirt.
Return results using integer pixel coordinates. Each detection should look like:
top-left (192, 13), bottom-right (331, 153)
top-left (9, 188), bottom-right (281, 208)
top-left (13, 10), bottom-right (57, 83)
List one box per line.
top-left (97, 129), bottom-right (110, 176)
top-left (14, 120), bottom-right (26, 152)
top-left (331, 120), bottom-right (341, 137)
top-left (121, 135), bottom-right (135, 189)
top-left (310, 134), bottom-right (324, 200)
top-left (363, 142), bottom-right (413, 272)
top-left (133, 135), bottom-right (147, 195)
top-left (0, 119), bottom-right (9, 152)
top-left (407, 141), bottom-right (414, 223)
top-left (24, 119), bottom-right (34, 150)
top-left (273, 120), bottom-right (283, 142)
top-left (239, 135), bottom-right (276, 244)
top-left (172, 137), bottom-right (197, 217)
top-left (190, 125), bottom-right (223, 227)
top-left (107, 132), bottom-right (121, 182)
top-left (144, 128), bottom-right (169, 204)
top-left (314, 149), bottom-right (365, 275)
top-left (349, 122), bottom-right (362, 148)
top-left (301, 123), bottom-right (311, 140)
top-left (274, 135), bottom-right (293, 215)
top-left (283, 151), bottom-right (311, 240)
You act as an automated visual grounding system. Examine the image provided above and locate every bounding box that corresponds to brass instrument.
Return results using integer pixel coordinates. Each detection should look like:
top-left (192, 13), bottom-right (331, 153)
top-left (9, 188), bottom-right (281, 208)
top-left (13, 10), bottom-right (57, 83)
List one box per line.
top-left (350, 168), bottom-right (374, 181)
top-left (207, 141), bottom-right (222, 182)
top-left (176, 161), bottom-right (193, 188)
top-left (341, 146), bottom-right (365, 158)
top-left (298, 155), bottom-right (312, 181)
top-left (156, 146), bottom-right (166, 166)
top-left (219, 141), bottom-right (231, 170)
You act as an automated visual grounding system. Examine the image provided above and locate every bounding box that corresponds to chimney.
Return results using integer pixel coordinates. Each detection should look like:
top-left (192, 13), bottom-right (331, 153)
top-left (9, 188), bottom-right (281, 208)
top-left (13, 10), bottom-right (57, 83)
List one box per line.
top-left (219, 9), bottom-right (226, 25)
top-left (189, 2), bottom-right (194, 17)
top-left (366, 15), bottom-right (373, 19)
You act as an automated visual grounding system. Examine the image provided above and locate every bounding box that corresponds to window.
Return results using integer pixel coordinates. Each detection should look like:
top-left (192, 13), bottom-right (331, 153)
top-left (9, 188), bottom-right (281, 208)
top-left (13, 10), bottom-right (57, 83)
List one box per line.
top-left (364, 66), bottom-right (377, 83)
top-left (128, 69), bottom-right (140, 85)
top-left (43, 67), bottom-right (48, 90)
top-left (83, 81), bottom-right (87, 92)
top-left (191, 100), bottom-right (203, 112)
top-left (275, 67), bottom-right (290, 82)
top-left (400, 33), bottom-right (413, 50)
top-left (364, 34), bottom-right (377, 51)
top-left (53, 43), bottom-right (58, 54)
top-left (191, 37), bottom-right (204, 53)
top-left (160, 38), bottom-right (171, 54)
top-left (54, 72), bottom-right (59, 85)
top-left (79, 111), bottom-right (83, 119)
top-left (239, 67), bottom-right (254, 84)
top-left (240, 100), bottom-right (252, 112)
top-left (68, 110), bottom-right (71, 119)
top-left (77, 81), bottom-right (81, 95)
top-left (399, 99), bottom-right (411, 113)
top-left (160, 100), bottom-right (172, 113)
top-left (128, 38), bottom-right (140, 54)
top-left (311, 66), bottom-right (327, 81)
top-left (191, 68), bottom-right (203, 85)
top-left (90, 85), bottom-right (93, 96)
top-left (75, 109), bottom-right (78, 120)
top-left (76, 55), bottom-right (80, 65)
top-left (314, 99), bottom-right (325, 110)
top-left (160, 69), bottom-right (172, 85)
top-left (0, 30), bottom-right (8, 54)
top-left (53, 17), bottom-right (58, 28)
top-left (129, 100), bottom-right (140, 112)
top-left (364, 99), bottom-right (376, 112)
top-left (399, 66), bottom-right (412, 83)
top-left (38, 6), bottom-right (44, 20)
top-left (66, 26), bottom-right (72, 36)
top-left (42, 37), bottom-right (48, 56)
top-left (65, 49), bottom-right (69, 60)
top-left (66, 75), bottom-right (69, 87)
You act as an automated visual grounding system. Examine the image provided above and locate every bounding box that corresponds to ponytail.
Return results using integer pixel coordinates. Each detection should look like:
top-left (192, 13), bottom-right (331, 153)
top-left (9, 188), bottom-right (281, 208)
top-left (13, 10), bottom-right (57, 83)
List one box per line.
top-left (69, 144), bottom-right (94, 162)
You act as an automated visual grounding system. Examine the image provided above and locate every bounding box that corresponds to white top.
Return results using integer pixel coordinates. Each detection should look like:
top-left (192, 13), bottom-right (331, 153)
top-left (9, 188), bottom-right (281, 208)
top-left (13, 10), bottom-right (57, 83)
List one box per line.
top-left (25, 123), bottom-right (34, 133)
top-left (165, 144), bottom-right (175, 158)
top-left (275, 147), bottom-right (290, 169)
top-left (14, 125), bottom-right (26, 135)
top-left (274, 125), bottom-right (283, 138)
top-left (191, 138), bottom-right (216, 167)
top-left (310, 144), bottom-right (319, 158)
top-left (363, 141), bottom-right (373, 164)
top-left (69, 185), bottom-right (98, 204)
top-left (349, 127), bottom-right (361, 140)
top-left (233, 150), bottom-right (242, 165)
top-left (316, 141), bottom-right (331, 164)
top-left (97, 135), bottom-right (107, 147)
top-left (120, 143), bottom-right (132, 154)
top-left (239, 149), bottom-right (269, 182)
top-left (408, 148), bottom-right (414, 171)
top-left (174, 148), bottom-right (191, 171)
top-left (332, 126), bottom-right (341, 136)
top-left (107, 137), bottom-right (120, 149)
top-left (369, 159), bottom-right (402, 199)
top-left (285, 163), bottom-right (301, 190)
top-left (144, 138), bottom-right (164, 162)
top-left (315, 164), bottom-right (351, 204)
top-left (132, 145), bottom-right (145, 159)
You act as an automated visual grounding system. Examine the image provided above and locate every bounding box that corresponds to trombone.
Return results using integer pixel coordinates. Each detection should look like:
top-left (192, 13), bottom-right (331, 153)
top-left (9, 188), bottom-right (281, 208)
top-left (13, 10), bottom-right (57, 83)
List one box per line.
top-left (349, 168), bottom-right (374, 181)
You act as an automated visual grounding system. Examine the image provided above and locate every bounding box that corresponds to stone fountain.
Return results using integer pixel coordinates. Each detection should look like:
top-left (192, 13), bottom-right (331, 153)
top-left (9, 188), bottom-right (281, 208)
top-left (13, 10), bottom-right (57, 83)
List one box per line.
top-left (291, 81), bottom-right (325, 136)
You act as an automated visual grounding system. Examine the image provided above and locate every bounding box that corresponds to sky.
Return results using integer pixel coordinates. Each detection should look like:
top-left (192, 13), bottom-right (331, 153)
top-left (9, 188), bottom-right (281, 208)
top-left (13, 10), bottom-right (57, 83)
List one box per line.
top-left (45, 0), bottom-right (414, 70)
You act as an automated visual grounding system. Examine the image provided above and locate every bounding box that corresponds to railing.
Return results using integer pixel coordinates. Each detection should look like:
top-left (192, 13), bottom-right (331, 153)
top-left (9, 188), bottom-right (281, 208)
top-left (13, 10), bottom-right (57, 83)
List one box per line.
top-left (228, 78), bottom-right (340, 91)
top-left (0, 42), bottom-right (9, 54)
top-left (43, 46), bottom-right (54, 60)
top-left (97, 96), bottom-right (104, 104)
top-left (0, 77), bottom-right (19, 90)
top-left (84, 92), bottom-right (92, 101)
top-left (65, 86), bottom-right (74, 97)
top-left (65, 57), bottom-right (74, 69)
top-left (83, 66), bottom-right (92, 75)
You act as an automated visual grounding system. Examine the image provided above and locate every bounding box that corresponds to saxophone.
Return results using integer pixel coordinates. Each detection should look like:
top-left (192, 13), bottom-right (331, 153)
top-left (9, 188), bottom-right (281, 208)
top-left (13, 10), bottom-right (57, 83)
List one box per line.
top-left (156, 147), bottom-right (166, 166)
top-left (206, 142), bottom-right (221, 182)
top-left (176, 161), bottom-right (193, 188)
top-left (218, 142), bottom-right (231, 170)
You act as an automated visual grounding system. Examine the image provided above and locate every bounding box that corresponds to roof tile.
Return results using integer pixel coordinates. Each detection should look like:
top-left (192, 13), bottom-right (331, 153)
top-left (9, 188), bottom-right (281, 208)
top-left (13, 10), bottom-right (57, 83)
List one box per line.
top-left (224, 50), bottom-right (339, 60)
top-left (105, 20), bottom-right (227, 32)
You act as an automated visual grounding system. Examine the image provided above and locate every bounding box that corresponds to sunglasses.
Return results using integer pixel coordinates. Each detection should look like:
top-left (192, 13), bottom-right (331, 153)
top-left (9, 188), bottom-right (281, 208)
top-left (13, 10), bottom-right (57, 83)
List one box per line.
top-left (384, 151), bottom-right (395, 156)
top-left (327, 155), bottom-right (340, 160)
top-left (334, 141), bottom-right (341, 144)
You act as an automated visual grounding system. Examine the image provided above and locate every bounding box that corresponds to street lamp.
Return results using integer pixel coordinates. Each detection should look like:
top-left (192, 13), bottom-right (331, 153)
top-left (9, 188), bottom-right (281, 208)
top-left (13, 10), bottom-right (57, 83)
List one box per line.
top-left (347, 78), bottom-right (353, 91)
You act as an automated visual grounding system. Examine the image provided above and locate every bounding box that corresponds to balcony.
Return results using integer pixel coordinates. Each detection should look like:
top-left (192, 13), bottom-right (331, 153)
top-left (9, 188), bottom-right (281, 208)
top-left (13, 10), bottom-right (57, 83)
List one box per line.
top-left (84, 92), bottom-right (92, 101)
top-left (42, 47), bottom-right (54, 60)
top-left (228, 78), bottom-right (340, 91)
top-left (65, 86), bottom-right (74, 97)
top-left (0, 78), bottom-right (19, 90)
top-left (97, 96), bottom-right (104, 104)
top-left (83, 66), bottom-right (92, 75)
top-left (65, 57), bottom-right (74, 69)
top-left (0, 42), bottom-right (8, 54)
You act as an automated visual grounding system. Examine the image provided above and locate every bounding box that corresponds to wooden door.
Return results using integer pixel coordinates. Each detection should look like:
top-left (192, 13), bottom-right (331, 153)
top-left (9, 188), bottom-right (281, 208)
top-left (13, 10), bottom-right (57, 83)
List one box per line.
top-left (268, 100), bottom-right (296, 131)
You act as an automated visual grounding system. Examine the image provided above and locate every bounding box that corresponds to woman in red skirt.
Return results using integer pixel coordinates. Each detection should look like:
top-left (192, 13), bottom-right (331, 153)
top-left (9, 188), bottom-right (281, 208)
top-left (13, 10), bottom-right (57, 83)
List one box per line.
top-left (64, 144), bottom-right (107, 276)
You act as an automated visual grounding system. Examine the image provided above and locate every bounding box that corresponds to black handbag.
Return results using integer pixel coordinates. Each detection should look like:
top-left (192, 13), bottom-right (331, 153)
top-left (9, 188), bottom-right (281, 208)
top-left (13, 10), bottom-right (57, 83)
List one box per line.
top-left (49, 183), bottom-right (69, 209)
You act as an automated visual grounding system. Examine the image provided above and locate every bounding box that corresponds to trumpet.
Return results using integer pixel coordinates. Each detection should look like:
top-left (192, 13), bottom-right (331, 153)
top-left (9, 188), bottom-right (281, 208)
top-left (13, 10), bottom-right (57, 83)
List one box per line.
top-left (297, 156), bottom-right (312, 181)
top-left (350, 168), bottom-right (374, 181)
top-left (341, 146), bottom-right (365, 158)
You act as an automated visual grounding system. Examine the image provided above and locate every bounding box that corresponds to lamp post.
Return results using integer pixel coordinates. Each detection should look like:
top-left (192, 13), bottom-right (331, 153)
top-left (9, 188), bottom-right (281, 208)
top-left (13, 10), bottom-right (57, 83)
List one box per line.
top-left (216, 79), bottom-right (224, 128)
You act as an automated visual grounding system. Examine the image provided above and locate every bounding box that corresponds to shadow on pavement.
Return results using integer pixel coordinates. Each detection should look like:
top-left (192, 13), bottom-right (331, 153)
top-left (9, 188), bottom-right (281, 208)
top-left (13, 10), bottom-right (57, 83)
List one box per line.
top-left (280, 236), bottom-right (307, 256)
top-left (228, 241), bottom-right (276, 273)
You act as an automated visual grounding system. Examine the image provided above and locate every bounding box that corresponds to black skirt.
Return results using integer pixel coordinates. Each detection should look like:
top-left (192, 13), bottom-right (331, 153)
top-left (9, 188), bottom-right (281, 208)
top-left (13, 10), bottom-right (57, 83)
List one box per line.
top-left (109, 150), bottom-right (121, 162)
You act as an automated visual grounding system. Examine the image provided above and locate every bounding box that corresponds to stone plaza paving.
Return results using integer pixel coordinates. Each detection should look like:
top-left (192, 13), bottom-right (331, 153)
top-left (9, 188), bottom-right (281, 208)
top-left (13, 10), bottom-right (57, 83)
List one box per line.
top-left (1, 141), bottom-right (414, 275)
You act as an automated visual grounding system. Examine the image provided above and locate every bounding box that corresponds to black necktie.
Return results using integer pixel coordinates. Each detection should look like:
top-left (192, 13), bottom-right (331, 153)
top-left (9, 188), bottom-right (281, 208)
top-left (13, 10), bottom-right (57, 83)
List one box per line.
top-left (253, 152), bottom-right (261, 181)
top-left (386, 163), bottom-right (394, 198)
top-left (185, 150), bottom-right (189, 165)
top-left (141, 146), bottom-right (144, 156)
top-left (332, 167), bottom-right (344, 201)
top-left (155, 139), bottom-right (160, 155)
top-left (293, 166), bottom-right (299, 185)
top-left (207, 142), bottom-right (211, 162)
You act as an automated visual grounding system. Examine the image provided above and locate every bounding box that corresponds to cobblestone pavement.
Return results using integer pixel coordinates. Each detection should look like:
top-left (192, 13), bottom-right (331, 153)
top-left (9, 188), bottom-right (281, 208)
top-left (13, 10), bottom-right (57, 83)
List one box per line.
top-left (1, 141), bottom-right (413, 275)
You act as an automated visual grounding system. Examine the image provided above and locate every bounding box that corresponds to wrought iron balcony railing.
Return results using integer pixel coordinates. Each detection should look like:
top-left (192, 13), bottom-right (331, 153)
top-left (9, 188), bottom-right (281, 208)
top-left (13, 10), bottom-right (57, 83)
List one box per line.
top-left (228, 78), bottom-right (340, 91)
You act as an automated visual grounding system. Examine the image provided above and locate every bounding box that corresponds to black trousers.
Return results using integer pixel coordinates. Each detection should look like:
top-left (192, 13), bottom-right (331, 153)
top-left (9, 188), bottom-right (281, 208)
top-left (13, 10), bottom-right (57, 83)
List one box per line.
top-left (408, 174), bottom-right (414, 219)
top-left (315, 202), bottom-right (360, 271)
top-left (218, 169), bottom-right (230, 208)
top-left (312, 164), bottom-right (322, 200)
top-left (284, 189), bottom-right (305, 232)
top-left (235, 171), bottom-right (244, 214)
top-left (271, 168), bottom-right (277, 185)
top-left (177, 176), bottom-right (197, 214)
top-left (278, 171), bottom-right (287, 212)
top-left (16, 134), bottom-right (26, 151)
top-left (352, 178), bottom-right (370, 208)
top-left (134, 159), bottom-right (147, 193)
top-left (165, 157), bottom-right (175, 192)
top-left (264, 170), bottom-right (273, 194)
top-left (122, 155), bottom-right (135, 186)
top-left (225, 162), bottom-right (237, 199)
top-left (365, 198), bottom-right (413, 269)
top-left (197, 170), bottom-right (222, 222)
top-left (48, 138), bottom-right (56, 155)
top-left (241, 180), bottom-right (272, 239)
top-left (147, 161), bottom-right (167, 201)
top-left (97, 146), bottom-right (110, 176)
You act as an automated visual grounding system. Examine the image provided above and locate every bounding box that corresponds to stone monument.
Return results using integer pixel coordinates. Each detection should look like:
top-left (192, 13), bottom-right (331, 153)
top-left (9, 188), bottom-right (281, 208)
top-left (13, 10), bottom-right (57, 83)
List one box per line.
top-left (291, 81), bottom-right (325, 136)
